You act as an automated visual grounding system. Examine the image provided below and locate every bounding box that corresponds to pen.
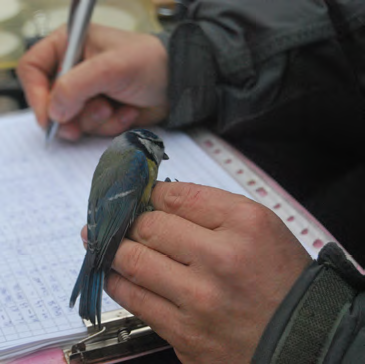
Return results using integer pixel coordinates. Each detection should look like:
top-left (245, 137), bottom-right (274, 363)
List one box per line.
top-left (45, 0), bottom-right (97, 146)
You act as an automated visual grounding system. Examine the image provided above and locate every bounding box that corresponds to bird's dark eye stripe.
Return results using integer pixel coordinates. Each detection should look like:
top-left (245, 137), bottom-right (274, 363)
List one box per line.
top-left (153, 141), bottom-right (164, 148)
top-left (143, 137), bottom-right (164, 147)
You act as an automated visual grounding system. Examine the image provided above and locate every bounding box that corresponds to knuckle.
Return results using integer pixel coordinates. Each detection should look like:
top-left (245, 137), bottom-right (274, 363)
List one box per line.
top-left (16, 58), bottom-right (26, 75)
top-left (232, 200), bottom-right (272, 226)
top-left (55, 77), bottom-right (72, 101)
top-left (128, 286), bottom-right (149, 320)
top-left (106, 273), bottom-right (121, 301)
top-left (189, 283), bottom-right (220, 316)
top-left (123, 243), bottom-right (146, 282)
top-left (174, 328), bottom-right (202, 354)
top-left (94, 55), bottom-right (118, 83)
top-left (164, 183), bottom-right (204, 212)
top-left (210, 245), bottom-right (242, 278)
top-left (247, 202), bottom-right (274, 225)
top-left (16, 59), bottom-right (34, 86)
top-left (229, 200), bottom-right (251, 218)
top-left (135, 211), bottom-right (164, 241)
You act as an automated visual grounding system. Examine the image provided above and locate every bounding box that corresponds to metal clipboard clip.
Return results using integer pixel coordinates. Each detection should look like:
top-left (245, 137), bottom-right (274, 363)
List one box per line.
top-left (63, 309), bottom-right (170, 363)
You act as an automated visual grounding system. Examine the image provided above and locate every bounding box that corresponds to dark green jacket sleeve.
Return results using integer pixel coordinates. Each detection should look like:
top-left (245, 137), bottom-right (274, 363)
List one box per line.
top-left (252, 243), bottom-right (365, 363)
top-left (157, 0), bottom-right (365, 134)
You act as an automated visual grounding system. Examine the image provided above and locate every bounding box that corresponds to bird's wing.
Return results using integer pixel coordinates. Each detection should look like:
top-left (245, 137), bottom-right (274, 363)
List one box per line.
top-left (87, 149), bottom-right (149, 272)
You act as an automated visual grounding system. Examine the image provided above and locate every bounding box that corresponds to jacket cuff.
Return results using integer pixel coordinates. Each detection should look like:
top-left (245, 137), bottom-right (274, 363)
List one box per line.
top-left (252, 243), bottom-right (365, 363)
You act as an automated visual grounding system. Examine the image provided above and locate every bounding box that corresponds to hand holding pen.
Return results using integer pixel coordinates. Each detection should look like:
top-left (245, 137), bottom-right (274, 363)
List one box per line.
top-left (16, 10), bottom-right (169, 141)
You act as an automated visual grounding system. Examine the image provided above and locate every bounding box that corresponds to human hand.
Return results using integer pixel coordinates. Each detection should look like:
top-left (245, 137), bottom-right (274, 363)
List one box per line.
top-left (81, 182), bottom-right (311, 363)
top-left (16, 24), bottom-right (169, 141)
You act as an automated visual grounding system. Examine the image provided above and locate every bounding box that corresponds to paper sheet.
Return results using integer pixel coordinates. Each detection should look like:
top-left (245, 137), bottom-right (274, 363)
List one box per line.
top-left (0, 111), bottom-right (252, 359)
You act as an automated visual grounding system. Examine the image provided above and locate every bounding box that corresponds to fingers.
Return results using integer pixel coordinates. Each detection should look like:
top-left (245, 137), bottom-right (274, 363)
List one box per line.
top-left (16, 27), bottom-right (67, 127)
top-left (55, 98), bottom-right (138, 140)
top-left (48, 52), bottom-right (117, 122)
top-left (79, 104), bottom-right (167, 136)
top-left (150, 182), bottom-right (253, 230)
top-left (75, 96), bottom-right (113, 133)
top-left (57, 103), bottom-right (165, 141)
top-left (92, 106), bottom-right (139, 136)
top-left (58, 122), bottom-right (83, 141)
top-left (80, 225), bottom-right (87, 248)
top-left (47, 51), bottom-right (150, 124)
top-left (105, 270), bottom-right (180, 341)
top-left (133, 106), bottom-right (169, 127)
top-left (129, 210), bottom-right (216, 265)
top-left (111, 238), bottom-right (195, 306)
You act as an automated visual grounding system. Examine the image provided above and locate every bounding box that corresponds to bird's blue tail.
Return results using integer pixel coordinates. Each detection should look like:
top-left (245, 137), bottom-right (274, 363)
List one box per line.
top-left (69, 257), bottom-right (104, 328)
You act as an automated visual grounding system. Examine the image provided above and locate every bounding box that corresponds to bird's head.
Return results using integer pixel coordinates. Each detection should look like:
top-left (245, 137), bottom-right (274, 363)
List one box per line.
top-left (127, 128), bottom-right (169, 165)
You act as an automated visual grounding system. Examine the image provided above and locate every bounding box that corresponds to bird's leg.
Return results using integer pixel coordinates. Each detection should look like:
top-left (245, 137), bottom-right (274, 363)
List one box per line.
top-left (147, 178), bottom-right (179, 212)
top-left (163, 177), bottom-right (179, 182)
top-left (145, 204), bottom-right (154, 212)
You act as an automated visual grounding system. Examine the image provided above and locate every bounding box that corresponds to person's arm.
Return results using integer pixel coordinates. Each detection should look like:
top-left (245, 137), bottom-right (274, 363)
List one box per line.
top-left (92, 182), bottom-right (365, 363)
top-left (17, 0), bottom-right (365, 141)
top-left (160, 0), bottom-right (365, 134)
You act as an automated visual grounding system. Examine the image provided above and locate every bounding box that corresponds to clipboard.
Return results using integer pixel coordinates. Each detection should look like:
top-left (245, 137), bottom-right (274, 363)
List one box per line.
top-left (2, 116), bottom-right (362, 364)
top-left (63, 310), bottom-right (170, 363)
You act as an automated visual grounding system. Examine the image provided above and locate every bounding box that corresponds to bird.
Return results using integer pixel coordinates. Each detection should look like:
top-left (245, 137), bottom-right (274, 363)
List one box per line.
top-left (69, 128), bottom-right (169, 327)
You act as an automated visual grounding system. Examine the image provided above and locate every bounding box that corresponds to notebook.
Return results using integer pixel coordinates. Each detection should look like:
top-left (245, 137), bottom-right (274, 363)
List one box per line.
top-left (0, 110), bottom-right (357, 362)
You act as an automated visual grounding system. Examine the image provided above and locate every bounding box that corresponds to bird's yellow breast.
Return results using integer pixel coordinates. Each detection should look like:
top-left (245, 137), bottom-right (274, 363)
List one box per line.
top-left (141, 157), bottom-right (158, 205)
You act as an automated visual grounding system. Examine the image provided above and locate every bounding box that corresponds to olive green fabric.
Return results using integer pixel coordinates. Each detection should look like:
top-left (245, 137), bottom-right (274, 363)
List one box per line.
top-left (158, 0), bottom-right (365, 132)
top-left (272, 267), bottom-right (355, 363)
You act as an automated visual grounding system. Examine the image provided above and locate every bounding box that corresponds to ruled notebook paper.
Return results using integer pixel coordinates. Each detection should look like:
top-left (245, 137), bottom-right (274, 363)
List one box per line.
top-left (0, 111), bottom-right (252, 360)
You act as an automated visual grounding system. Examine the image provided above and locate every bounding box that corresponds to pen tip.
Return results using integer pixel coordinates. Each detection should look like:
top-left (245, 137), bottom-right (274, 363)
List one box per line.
top-left (45, 121), bottom-right (59, 147)
top-left (45, 130), bottom-right (52, 148)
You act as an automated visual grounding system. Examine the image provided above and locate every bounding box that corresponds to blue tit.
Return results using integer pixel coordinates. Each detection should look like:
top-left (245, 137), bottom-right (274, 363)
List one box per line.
top-left (69, 128), bottom-right (169, 327)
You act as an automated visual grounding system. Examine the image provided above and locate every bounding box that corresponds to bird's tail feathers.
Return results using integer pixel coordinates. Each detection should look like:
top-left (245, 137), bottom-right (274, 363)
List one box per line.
top-left (69, 256), bottom-right (104, 328)
top-left (69, 258), bottom-right (86, 308)
top-left (79, 267), bottom-right (104, 328)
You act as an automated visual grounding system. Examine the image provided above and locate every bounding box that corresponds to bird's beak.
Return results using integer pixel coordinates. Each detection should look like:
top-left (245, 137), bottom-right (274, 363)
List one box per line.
top-left (163, 153), bottom-right (169, 160)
